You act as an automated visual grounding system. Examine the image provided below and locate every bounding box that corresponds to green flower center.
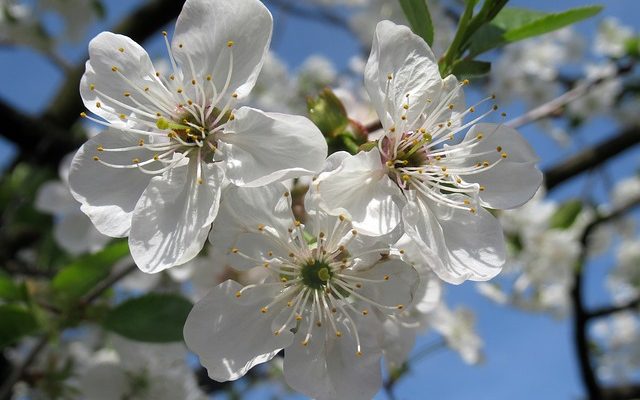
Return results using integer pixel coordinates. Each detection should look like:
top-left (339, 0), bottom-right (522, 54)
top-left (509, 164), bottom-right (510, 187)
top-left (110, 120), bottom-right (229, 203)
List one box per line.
top-left (300, 259), bottom-right (333, 290)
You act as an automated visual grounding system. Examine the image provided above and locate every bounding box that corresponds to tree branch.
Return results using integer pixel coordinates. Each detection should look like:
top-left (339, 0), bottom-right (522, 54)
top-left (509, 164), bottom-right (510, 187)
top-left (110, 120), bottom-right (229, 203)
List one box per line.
top-left (0, 336), bottom-right (48, 400)
top-left (571, 196), bottom-right (640, 400)
top-left (587, 296), bottom-right (640, 320)
top-left (544, 128), bottom-right (640, 191)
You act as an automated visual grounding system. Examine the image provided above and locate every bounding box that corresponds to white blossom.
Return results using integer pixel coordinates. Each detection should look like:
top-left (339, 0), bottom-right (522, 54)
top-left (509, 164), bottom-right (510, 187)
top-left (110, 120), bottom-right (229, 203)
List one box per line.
top-left (314, 21), bottom-right (542, 284)
top-left (184, 183), bottom-right (422, 399)
top-left (594, 17), bottom-right (634, 58)
top-left (69, 0), bottom-right (327, 273)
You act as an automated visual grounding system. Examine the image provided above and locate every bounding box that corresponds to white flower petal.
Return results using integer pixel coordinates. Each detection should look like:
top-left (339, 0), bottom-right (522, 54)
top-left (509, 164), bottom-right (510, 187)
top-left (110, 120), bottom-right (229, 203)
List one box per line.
top-left (221, 107), bottom-right (327, 187)
top-left (364, 20), bottom-right (442, 129)
top-left (349, 258), bottom-right (419, 313)
top-left (35, 181), bottom-right (77, 214)
top-left (314, 149), bottom-right (404, 236)
top-left (209, 184), bottom-right (293, 270)
top-left (381, 318), bottom-right (417, 371)
top-left (55, 212), bottom-right (111, 255)
top-left (129, 157), bottom-right (223, 273)
top-left (184, 280), bottom-right (293, 381)
top-left (80, 32), bottom-right (168, 125)
top-left (403, 195), bottom-right (505, 284)
top-left (171, 0), bottom-right (272, 99)
top-left (462, 124), bottom-right (542, 209)
top-left (68, 129), bottom-right (156, 237)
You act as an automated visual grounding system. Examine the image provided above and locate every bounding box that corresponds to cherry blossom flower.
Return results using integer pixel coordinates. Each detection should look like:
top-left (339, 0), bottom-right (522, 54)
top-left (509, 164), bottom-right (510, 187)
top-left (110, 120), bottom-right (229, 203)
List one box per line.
top-left (69, 0), bottom-right (327, 273)
top-left (184, 183), bottom-right (421, 399)
top-left (313, 20), bottom-right (542, 284)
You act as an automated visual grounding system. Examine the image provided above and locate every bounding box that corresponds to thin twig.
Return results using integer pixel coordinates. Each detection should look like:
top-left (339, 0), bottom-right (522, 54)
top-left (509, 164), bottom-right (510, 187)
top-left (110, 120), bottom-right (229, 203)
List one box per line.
top-left (587, 296), bottom-right (640, 320)
top-left (79, 264), bottom-right (137, 306)
top-left (506, 62), bottom-right (634, 129)
top-left (0, 336), bottom-right (48, 400)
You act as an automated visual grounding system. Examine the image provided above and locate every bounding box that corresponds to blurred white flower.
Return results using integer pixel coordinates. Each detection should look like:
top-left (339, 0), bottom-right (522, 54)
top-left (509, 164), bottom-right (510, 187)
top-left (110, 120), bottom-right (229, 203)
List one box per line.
top-left (594, 17), bottom-right (634, 58)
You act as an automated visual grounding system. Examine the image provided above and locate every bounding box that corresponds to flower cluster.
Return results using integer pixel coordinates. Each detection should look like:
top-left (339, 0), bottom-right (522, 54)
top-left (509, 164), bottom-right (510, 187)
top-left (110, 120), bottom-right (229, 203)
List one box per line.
top-left (67, 0), bottom-right (542, 398)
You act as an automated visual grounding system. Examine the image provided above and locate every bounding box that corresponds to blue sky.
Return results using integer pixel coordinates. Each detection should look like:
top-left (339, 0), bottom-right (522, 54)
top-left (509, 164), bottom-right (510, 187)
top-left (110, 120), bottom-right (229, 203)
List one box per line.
top-left (1, 0), bottom-right (639, 399)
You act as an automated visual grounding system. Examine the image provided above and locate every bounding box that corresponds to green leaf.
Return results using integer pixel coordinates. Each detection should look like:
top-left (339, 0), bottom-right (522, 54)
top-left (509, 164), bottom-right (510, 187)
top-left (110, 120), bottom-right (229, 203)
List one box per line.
top-left (0, 305), bottom-right (40, 348)
top-left (0, 272), bottom-right (23, 302)
top-left (451, 60), bottom-right (491, 79)
top-left (399, 0), bottom-right (434, 46)
top-left (307, 88), bottom-right (350, 139)
top-left (468, 5), bottom-right (602, 57)
top-left (103, 294), bottom-right (193, 343)
top-left (505, 6), bottom-right (602, 41)
top-left (549, 200), bottom-right (583, 229)
top-left (52, 240), bottom-right (128, 303)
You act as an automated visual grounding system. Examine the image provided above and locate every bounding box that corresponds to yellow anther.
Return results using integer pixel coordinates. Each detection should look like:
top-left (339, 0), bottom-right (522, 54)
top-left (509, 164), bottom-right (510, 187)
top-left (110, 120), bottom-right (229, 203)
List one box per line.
top-left (501, 152), bottom-right (508, 159)
top-left (96, 102), bottom-right (101, 108)
top-left (339, 214), bottom-right (346, 221)
top-left (402, 174), bottom-right (410, 182)
top-left (463, 199), bottom-right (470, 205)
top-left (257, 224), bottom-right (265, 231)
top-left (227, 40), bottom-right (234, 47)
top-left (355, 283), bottom-right (363, 289)
top-left (119, 114), bottom-right (126, 120)
top-left (287, 301), bottom-right (293, 307)
top-left (232, 92), bottom-right (238, 98)
top-left (288, 252), bottom-right (295, 258)
top-left (295, 314), bottom-right (303, 321)
top-left (89, 84), bottom-right (95, 91)
top-left (396, 304), bottom-right (404, 310)
top-left (124, 92), bottom-right (130, 97)
top-left (274, 331), bottom-right (280, 336)
top-left (399, 249), bottom-right (405, 254)
top-left (235, 291), bottom-right (242, 298)
top-left (177, 88), bottom-right (183, 94)
top-left (319, 232), bottom-right (325, 238)
top-left (80, 112), bottom-right (87, 118)
top-left (187, 100), bottom-right (193, 106)
top-left (383, 275), bottom-right (390, 281)
top-left (92, 156), bottom-right (99, 161)
top-left (456, 178), bottom-right (462, 184)
top-left (476, 133), bottom-right (483, 140)
top-left (118, 47), bottom-right (124, 53)
top-left (197, 178), bottom-right (204, 185)
top-left (162, 31), bottom-right (167, 36)
top-left (111, 66), bottom-right (118, 72)
top-left (462, 79), bottom-right (470, 85)
top-left (191, 79), bottom-right (196, 85)
top-left (501, 112), bottom-right (507, 117)
top-left (441, 166), bottom-right (447, 172)
top-left (132, 158), bottom-right (140, 164)
top-left (155, 72), bottom-right (160, 77)
top-left (178, 43), bottom-right (183, 48)
top-left (492, 105), bottom-right (499, 111)
top-left (280, 277), bottom-right (288, 283)
top-left (229, 114), bottom-right (235, 121)
top-left (479, 185), bottom-right (486, 192)
top-left (284, 191), bottom-right (290, 197)
top-left (331, 307), bottom-right (337, 313)
top-left (351, 229), bottom-right (357, 235)
top-left (206, 75), bottom-right (212, 81)
top-left (231, 247), bottom-right (239, 254)
top-left (496, 146), bottom-right (502, 152)
top-left (387, 73), bottom-right (393, 80)
top-left (153, 154), bottom-right (159, 161)
top-left (170, 75), bottom-right (175, 81)
top-left (302, 340), bottom-right (309, 346)
top-left (260, 307), bottom-right (268, 314)
top-left (335, 331), bottom-right (342, 337)
top-left (401, 115), bottom-right (407, 120)
top-left (403, 104), bottom-right (409, 110)
top-left (144, 87), bottom-right (149, 92)
top-left (470, 207), bottom-right (477, 214)
top-left (448, 104), bottom-right (454, 110)
top-left (96, 145), bottom-right (104, 152)
top-left (469, 107), bottom-right (475, 112)
top-left (263, 262), bottom-right (269, 268)
top-left (482, 161), bottom-right (490, 167)
top-left (491, 94), bottom-right (496, 99)
top-left (356, 351), bottom-right (363, 357)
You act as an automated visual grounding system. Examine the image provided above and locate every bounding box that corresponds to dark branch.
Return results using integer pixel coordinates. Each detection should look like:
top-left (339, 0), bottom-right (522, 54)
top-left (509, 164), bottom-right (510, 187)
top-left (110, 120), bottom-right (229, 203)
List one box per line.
top-left (265, 0), bottom-right (352, 34)
top-left (571, 196), bottom-right (640, 400)
top-left (544, 128), bottom-right (640, 191)
top-left (0, 336), bottom-right (48, 400)
top-left (587, 296), bottom-right (640, 320)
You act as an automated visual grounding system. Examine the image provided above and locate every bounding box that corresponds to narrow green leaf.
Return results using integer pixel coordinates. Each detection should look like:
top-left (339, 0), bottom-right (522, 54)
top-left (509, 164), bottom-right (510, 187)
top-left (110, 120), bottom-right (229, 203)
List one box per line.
top-left (0, 305), bottom-right (40, 348)
top-left (52, 240), bottom-right (128, 303)
top-left (468, 5), bottom-right (602, 57)
top-left (399, 0), bottom-right (434, 46)
top-left (504, 6), bottom-right (603, 42)
top-left (549, 200), bottom-right (583, 230)
top-left (451, 60), bottom-right (491, 79)
top-left (103, 294), bottom-right (193, 343)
